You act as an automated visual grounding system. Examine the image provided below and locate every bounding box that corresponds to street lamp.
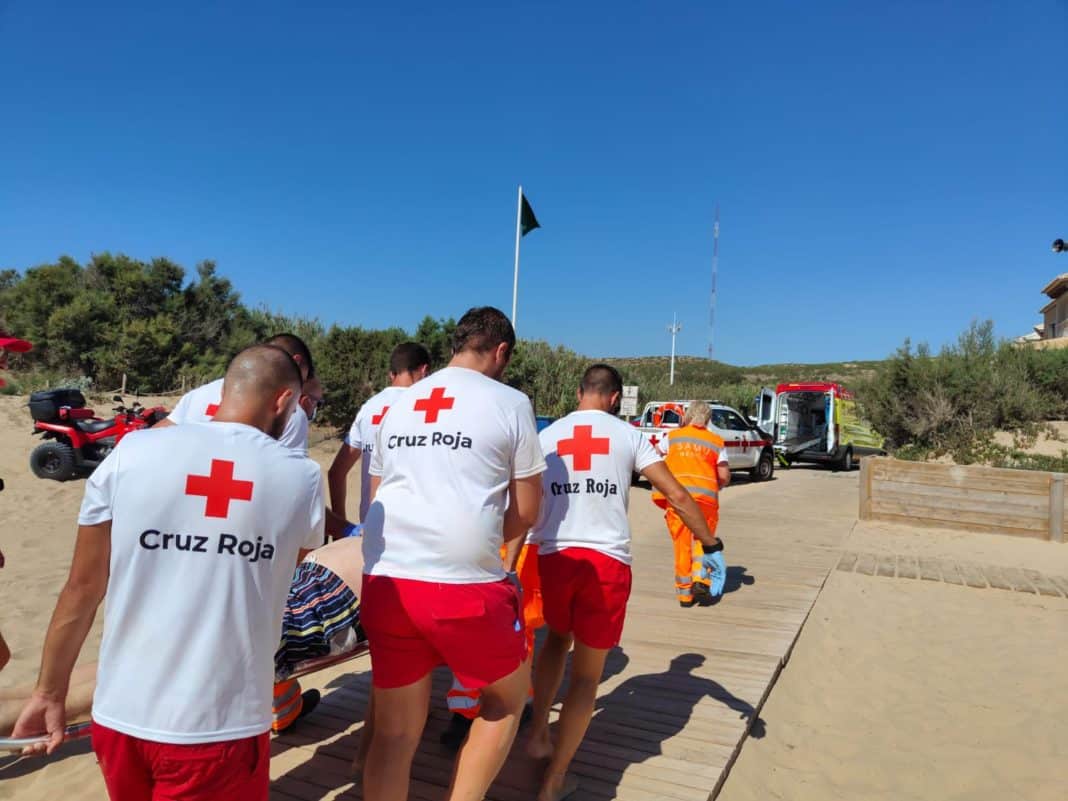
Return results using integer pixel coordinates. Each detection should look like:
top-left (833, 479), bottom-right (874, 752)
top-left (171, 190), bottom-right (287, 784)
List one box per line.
top-left (668, 313), bottom-right (682, 386)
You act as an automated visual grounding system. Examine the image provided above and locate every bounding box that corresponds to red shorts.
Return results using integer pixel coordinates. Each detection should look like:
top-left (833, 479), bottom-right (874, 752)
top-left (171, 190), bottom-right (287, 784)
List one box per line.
top-left (539, 548), bottom-right (632, 649)
top-left (91, 722), bottom-right (269, 801)
top-left (361, 575), bottom-right (526, 690)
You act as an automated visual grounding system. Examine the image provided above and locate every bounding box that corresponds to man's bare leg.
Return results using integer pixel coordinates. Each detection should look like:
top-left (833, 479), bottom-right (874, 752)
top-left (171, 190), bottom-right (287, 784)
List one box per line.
top-left (362, 675), bottom-right (431, 801)
top-left (350, 691), bottom-right (375, 776)
top-left (445, 660), bottom-right (529, 801)
top-left (537, 642), bottom-right (609, 801)
top-left (526, 628), bottom-right (572, 760)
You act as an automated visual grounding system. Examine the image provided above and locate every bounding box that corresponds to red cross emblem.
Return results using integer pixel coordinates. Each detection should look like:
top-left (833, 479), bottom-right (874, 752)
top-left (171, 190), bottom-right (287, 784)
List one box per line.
top-left (649, 434), bottom-right (661, 448)
top-left (185, 459), bottom-right (254, 518)
top-left (205, 403), bottom-right (220, 417)
top-left (413, 387), bottom-right (455, 423)
top-left (371, 406), bottom-right (390, 425)
top-left (557, 425), bottom-right (611, 471)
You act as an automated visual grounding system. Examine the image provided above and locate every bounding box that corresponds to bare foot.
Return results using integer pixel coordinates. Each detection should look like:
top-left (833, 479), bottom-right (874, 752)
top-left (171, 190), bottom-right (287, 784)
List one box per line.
top-left (537, 772), bottom-right (578, 801)
top-left (525, 727), bottom-right (554, 760)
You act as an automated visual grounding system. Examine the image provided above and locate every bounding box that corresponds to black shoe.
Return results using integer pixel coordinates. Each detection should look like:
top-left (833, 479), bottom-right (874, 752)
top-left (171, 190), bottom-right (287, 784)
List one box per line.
top-left (440, 712), bottom-right (473, 751)
top-left (297, 690), bottom-right (321, 721)
top-left (679, 598), bottom-right (696, 608)
top-left (693, 584), bottom-right (715, 606)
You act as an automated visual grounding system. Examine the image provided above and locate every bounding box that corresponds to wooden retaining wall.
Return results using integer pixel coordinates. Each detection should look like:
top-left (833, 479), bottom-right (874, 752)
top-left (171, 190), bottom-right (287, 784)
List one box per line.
top-left (859, 457), bottom-right (1066, 542)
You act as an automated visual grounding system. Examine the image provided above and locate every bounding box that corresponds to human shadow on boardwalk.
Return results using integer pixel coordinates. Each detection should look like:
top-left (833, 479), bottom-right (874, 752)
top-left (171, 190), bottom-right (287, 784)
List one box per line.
top-left (724, 565), bottom-right (755, 594)
top-left (269, 650), bottom-right (637, 800)
top-left (548, 652), bottom-right (765, 800)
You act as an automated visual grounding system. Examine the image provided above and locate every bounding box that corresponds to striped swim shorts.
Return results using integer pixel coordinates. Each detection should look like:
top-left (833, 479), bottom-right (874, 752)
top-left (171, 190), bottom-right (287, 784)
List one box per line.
top-left (275, 560), bottom-right (363, 679)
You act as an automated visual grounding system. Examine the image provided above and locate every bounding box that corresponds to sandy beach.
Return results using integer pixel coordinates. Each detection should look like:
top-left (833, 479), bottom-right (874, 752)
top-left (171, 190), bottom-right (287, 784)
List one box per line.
top-left (2, 394), bottom-right (1067, 800)
top-left (718, 540), bottom-right (1068, 801)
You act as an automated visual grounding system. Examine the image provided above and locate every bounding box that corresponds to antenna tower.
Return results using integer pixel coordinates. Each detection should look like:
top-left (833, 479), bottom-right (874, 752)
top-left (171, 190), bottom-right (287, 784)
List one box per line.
top-left (708, 204), bottom-right (719, 360)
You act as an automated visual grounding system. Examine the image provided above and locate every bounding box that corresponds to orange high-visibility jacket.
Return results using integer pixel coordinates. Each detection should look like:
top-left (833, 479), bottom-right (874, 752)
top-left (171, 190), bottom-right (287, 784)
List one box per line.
top-left (652, 425), bottom-right (725, 510)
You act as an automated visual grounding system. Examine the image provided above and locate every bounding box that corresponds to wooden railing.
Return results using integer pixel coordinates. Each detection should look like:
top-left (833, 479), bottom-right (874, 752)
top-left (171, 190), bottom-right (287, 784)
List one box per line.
top-left (859, 457), bottom-right (1066, 542)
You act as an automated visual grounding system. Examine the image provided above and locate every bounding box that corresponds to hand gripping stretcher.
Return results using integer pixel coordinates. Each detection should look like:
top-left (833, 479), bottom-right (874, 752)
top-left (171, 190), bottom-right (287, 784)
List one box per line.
top-left (0, 644), bottom-right (369, 753)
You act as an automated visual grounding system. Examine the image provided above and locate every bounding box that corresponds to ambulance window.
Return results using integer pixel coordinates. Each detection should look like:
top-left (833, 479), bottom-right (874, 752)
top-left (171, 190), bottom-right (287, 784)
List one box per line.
top-left (661, 409), bottom-right (681, 426)
top-left (642, 408), bottom-right (655, 426)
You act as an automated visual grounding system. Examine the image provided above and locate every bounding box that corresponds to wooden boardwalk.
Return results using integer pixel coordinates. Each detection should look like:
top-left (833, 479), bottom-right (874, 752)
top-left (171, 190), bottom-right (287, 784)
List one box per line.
top-left (270, 468), bottom-right (859, 801)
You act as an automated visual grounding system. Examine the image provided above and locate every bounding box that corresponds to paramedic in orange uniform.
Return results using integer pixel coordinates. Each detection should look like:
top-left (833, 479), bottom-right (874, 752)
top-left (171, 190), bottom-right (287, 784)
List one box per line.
top-left (652, 401), bottom-right (731, 606)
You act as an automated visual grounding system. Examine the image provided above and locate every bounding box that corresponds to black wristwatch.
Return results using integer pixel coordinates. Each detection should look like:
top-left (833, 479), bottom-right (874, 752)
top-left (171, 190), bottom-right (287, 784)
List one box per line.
top-left (706, 538), bottom-right (724, 553)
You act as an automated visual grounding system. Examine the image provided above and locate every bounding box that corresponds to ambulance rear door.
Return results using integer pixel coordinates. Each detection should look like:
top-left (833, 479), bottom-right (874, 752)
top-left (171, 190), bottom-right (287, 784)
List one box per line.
top-left (754, 387), bottom-right (776, 439)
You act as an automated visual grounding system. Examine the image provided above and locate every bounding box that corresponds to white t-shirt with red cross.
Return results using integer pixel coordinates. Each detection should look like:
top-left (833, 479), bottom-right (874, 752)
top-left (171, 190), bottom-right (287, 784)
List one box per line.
top-left (167, 377), bottom-right (309, 453)
top-left (530, 409), bottom-right (662, 566)
top-left (79, 422), bottom-right (324, 744)
top-left (344, 385), bottom-right (408, 523)
top-left (364, 365), bottom-right (546, 583)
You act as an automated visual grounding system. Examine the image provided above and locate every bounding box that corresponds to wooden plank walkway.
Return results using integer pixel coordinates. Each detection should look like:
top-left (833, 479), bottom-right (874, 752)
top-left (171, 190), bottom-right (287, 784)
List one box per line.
top-left (269, 468), bottom-right (859, 801)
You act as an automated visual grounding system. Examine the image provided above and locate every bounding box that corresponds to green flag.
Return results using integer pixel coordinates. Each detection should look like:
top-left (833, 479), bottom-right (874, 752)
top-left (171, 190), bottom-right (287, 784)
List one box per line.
top-left (520, 193), bottom-right (540, 236)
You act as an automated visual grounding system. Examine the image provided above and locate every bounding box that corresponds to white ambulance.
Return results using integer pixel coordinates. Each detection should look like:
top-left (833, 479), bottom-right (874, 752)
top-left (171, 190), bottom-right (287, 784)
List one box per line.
top-left (634, 400), bottom-right (775, 481)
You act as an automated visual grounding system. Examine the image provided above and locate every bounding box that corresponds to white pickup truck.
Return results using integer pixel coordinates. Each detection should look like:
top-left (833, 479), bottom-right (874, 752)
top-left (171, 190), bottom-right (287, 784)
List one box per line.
top-left (634, 400), bottom-right (775, 481)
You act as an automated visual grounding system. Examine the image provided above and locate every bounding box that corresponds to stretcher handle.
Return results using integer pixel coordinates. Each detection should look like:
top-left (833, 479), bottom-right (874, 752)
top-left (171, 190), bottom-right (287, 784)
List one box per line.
top-left (1, 648), bottom-right (370, 753)
top-left (0, 721), bottom-right (92, 752)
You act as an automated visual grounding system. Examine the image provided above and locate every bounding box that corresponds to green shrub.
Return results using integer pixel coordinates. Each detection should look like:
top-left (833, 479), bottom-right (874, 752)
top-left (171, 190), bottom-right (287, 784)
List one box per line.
top-left (858, 320), bottom-right (1063, 462)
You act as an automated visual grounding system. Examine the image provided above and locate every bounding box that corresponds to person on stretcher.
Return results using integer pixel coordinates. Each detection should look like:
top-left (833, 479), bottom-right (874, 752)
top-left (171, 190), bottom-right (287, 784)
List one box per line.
top-left (1, 537), bottom-right (367, 739)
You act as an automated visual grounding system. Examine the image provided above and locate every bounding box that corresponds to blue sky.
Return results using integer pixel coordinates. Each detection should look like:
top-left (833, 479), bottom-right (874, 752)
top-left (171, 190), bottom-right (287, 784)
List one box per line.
top-left (1, 1), bottom-right (1065, 364)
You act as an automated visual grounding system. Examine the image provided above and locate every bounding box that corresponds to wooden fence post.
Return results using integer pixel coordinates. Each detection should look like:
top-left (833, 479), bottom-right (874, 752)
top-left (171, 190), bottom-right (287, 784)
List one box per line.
top-left (859, 457), bottom-right (873, 520)
top-left (1050, 473), bottom-right (1065, 543)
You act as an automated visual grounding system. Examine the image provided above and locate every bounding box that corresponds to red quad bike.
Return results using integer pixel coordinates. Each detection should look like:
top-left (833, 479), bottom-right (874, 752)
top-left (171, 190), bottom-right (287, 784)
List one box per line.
top-left (28, 389), bottom-right (168, 481)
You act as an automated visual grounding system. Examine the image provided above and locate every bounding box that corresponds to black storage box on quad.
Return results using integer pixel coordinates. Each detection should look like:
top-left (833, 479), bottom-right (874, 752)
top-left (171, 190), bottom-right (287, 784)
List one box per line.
top-left (28, 389), bottom-right (87, 421)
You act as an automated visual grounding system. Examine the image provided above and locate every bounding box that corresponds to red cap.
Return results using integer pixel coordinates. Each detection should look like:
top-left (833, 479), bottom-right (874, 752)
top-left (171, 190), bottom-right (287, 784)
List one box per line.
top-left (0, 336), bottom-right (32, 353)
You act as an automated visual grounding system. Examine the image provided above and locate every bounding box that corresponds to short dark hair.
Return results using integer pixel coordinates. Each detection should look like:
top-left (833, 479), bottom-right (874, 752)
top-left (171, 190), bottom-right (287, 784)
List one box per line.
top-left (451, 307), bottom-right (516, 357)
top-left (265, 333), bottom-right (315, 379)
top-left (580, 364), bottom-right (623, 397)
top-left (390, 342), bottom-right (431, 375)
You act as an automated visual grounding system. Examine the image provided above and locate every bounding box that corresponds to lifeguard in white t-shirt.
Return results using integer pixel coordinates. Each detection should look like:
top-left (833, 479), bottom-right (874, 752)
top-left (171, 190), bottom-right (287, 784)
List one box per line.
top-left (12, 345), bottom-right (324, 801)
top-left (525, 364), bottom-right (722, 801)
top-left (160, 333), bottom-right (315, 453)
top-left (359, 307), bottom-right (545, 801)
top-left (327, 342), bottom-right (431, 524)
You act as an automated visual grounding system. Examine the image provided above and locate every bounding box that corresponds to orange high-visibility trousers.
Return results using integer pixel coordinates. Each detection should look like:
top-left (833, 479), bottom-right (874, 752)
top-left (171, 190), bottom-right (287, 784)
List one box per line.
top-left (665, 505), bottom-right (718, 603)
top-left (272, 678), bottom-right (304, 732)
top-left (514, 541), bottom-right (545, 647)
top-left (445, 543), bottom-right (542, 718)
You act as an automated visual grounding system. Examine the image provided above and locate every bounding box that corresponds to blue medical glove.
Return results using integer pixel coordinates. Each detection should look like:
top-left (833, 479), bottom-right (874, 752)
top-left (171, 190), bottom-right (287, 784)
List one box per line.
top-left (342, 523), bottom-right (363, 538)
top-left (701, 550), bottom-right (727, 597)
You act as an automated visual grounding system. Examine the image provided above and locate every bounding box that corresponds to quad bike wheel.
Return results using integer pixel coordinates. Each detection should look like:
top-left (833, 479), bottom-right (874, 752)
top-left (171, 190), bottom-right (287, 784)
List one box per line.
top-left (30, 441), bottom-right (77, 482)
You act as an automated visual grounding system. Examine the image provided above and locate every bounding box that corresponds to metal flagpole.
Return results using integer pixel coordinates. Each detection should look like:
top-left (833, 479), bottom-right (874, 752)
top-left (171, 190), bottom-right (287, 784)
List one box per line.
top-left (511, 184), bottom-right (523, 329)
